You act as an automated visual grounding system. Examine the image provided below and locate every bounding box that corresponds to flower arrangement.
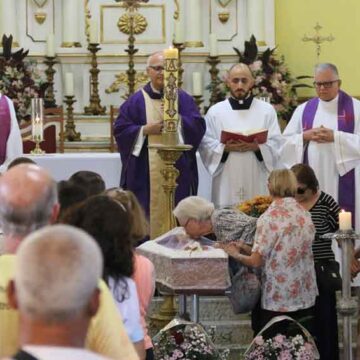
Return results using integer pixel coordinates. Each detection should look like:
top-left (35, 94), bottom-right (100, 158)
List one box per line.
top-left (237, 195), bottom-right (272, 218)
top-left (212, 35), bottom-right (312, 122)
top-left (153, 320), bottom-right (228, 360)
top-left (245, 333), bottom-right (316, 360)
top-left (0, 35), bottom-right (47, 123)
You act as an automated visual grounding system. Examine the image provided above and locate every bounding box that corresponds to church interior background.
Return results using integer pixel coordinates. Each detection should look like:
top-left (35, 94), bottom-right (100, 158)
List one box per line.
top-left (1, 0), bottom-right (359, 358)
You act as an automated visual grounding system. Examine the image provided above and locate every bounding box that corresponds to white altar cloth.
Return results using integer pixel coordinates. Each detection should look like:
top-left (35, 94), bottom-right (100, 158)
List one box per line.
top-left (27, 152), bottom-right (213, 198)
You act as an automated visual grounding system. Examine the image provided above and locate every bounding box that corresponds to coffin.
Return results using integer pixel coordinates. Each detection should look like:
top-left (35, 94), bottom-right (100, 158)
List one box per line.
top-left (137, 228), bottom-right (230, 291)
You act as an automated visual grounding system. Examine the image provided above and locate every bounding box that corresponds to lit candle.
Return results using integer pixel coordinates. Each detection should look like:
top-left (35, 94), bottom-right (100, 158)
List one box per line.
top-left (163, 47), bottom-right (179, 130)
top-left (65, 73), bottom-right (74, 96)
top-left (174, 20), bottom-right (184, 44)
top-left (339, 210), bottom-right (352, 230)
top-left (31, 98), bottom-right (44, 141)
top-left (192, 72), bottom-right (202, 96)
top-left (46, 33), bottom-right (55, 57)
top-left (209, 33), bottom-right (218, 57)
top-left (89, 20), bottom-right (98, 44)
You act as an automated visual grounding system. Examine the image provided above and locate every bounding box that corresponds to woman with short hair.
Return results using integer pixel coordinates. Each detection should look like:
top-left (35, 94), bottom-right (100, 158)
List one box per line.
top-left (220, 169), bottom-right (318, 334)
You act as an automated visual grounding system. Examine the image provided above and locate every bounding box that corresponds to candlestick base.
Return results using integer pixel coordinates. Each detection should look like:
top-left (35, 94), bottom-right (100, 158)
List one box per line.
top-left (193, 95), bottom-right (204, 114)
top-left (64, 96), bottom-right (81, 141)
top-left (30, 136), bottom-right (45, 155)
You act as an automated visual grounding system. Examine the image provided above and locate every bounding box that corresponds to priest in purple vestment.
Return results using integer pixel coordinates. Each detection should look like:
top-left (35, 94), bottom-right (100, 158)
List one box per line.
top-left (0, 94), bottom-right (22, 173)
top-left (114, 51), bottom-right (206, 240)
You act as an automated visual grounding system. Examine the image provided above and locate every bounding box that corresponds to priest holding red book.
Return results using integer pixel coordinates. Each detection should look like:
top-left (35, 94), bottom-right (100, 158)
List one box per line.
top-left (199, 63), bottom-right (282, 207)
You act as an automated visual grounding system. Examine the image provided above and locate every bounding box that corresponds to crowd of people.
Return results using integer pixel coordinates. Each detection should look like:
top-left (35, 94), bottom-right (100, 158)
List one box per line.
top-left (1, 57), bottom-right (360, 360)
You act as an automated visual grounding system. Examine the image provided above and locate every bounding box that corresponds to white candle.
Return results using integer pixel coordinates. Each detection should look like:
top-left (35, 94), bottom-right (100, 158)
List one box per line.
top-left (185, 0), bottom-right (203, 47)
top-left (65, 73), bottom-right (74, 96)
top-left (174, 20), bottom-right (185, 44)
top-left (46, 33), bottom-right (55, 57)
top-left (209, 33), bottom-right (218, 56)
top-left (89, 19), bottom-right (98, 44)
top-left (247, 0), bottom-right (265, 44)
top-left (339, 210), bottom-right (352, 230)
top-left (192, 72), bottom-right (202, 96)
top-left (62, 0), bottom-right (80, 45)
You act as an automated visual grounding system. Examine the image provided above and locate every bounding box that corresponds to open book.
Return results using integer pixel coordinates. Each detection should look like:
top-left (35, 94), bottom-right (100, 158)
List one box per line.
top-left (220, 128), bottom-right (268, 144)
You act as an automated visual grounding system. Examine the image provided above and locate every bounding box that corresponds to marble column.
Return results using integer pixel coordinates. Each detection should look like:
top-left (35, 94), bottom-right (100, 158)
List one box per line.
top-left (247, 0), bottom-right (265, 46)
top-left (62, 0), bottom-right (81, 47)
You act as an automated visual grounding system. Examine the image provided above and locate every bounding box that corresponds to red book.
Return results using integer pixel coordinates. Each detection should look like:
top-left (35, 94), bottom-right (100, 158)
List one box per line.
top-left (220, 128), bottom-right (268, 144)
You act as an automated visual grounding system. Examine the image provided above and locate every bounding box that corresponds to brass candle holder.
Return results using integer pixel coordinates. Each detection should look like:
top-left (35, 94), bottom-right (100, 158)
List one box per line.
top-left (206, 55), bottom-right (222, 111)
top-left (44, 56), bottom-right (57, 108)
top-left (64, 95), bottom-right (81, 141)
top-left (172, 42), bottom-right (185, 88)
top-left (30, 135), bottom-right (45, 155)
top-left (84, 43), bottom-right (106, 115)
top-left (193, 95), bottom-right (204, 114)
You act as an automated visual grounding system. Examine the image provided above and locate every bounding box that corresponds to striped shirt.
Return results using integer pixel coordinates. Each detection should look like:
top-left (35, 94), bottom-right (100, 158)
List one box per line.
top-left (309, 191), bottom-right (340, 261)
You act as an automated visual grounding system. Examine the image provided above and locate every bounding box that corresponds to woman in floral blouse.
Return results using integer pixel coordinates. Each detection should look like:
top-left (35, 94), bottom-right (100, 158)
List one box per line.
top-left (221, 169), bottom-right (318, 335)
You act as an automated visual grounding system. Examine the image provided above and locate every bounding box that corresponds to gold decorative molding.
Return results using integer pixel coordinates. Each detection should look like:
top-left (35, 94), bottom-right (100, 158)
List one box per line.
top-left (105, 71), bottom-right (148, 95)
top-left (184, 40), bottom-right (204, 48)
top-left (84, 0), bottom-right (91, 43)
top-left (117, 12), bottom-right (147, 35)
top-left (218, 11), bottom-right (230, 23)
top-left (173, 0), bottom-right (180, 20)
top-left (34, 11), bottom-right (47, 24)
top-left (61, 41), bottom-right (82, 48)
top-left (100, 4), bottom-right (165, 44)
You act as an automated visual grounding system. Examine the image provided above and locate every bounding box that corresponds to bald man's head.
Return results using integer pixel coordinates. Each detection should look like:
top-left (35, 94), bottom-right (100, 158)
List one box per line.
top-left (0, 164), bottom-right (59, 250)
top-left (226, 63), bottom-right (255, 100)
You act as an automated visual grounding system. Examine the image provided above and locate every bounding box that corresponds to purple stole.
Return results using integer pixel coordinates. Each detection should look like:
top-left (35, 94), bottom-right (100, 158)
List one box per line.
top-left (302, 90), bottom-right (355, 225)
top-left (0, 96), bottom-right (11, 165)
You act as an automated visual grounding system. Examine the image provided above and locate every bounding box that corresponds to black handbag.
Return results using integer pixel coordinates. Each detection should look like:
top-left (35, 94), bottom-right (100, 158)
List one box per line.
top-left (314, 260), bottom-right (342, 293)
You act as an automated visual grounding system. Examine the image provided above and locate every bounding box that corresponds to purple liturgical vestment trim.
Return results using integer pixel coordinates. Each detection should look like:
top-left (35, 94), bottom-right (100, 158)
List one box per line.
top-left (0, 96), bottom-right (11, 165)
top-left (302, 90), bottom-right (355, 225)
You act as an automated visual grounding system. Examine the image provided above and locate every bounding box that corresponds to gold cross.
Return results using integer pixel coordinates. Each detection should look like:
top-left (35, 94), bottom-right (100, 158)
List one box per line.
top-left (302, 23), bottom-right (335, 60)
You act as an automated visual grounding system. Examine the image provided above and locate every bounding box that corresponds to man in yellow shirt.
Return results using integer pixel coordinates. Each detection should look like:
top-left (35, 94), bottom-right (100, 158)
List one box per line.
top-left (0, 164), bottom-right (139, 360)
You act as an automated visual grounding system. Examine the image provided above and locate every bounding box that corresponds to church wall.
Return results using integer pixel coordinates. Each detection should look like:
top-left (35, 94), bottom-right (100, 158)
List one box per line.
top-left (275, 0), bottom-right (360, 98)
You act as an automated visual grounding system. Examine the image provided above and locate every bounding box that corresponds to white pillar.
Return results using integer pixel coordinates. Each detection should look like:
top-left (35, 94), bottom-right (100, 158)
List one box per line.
top-left (185, 0), bottom-right (203, 47)
top-left (62, 0), bottom-right (81, 47)
top-left (0, 0), bottom-right (18, 46)
top-left (247, 0), bottom-right (265, 45)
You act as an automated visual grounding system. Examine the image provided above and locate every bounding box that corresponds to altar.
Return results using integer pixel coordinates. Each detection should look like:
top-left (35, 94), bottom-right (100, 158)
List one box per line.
top-left (27, 152), bottom-right (212, 199)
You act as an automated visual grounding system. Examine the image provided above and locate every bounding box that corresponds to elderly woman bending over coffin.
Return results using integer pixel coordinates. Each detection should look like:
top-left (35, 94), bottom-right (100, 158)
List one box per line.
top-left (220, 169), bottom-right (318, 335)
top-left (173, 196), bottom-right (257, 244)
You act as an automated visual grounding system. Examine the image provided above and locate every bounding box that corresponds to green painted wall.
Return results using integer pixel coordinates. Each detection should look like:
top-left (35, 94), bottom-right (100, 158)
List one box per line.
top-left (275, 0), bottom-right (360, 97)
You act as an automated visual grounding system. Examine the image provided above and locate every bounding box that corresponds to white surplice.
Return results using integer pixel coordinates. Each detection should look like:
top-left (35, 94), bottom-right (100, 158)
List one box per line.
top-left (0, 95), bottom-right (22, 173)
top-left (199, 98), bottom-right (282, 207)
top-left (280, 95), bottom-right (360, 232)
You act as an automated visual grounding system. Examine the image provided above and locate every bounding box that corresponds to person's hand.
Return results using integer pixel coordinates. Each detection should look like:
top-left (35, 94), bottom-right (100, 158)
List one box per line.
top-left (351, 257), bottom-right (360, 278)
top-left (303, 126), bottom-right (334, 143)
top-left (217, 242), bottom-right (240, 258)
top-left (224, 140), bottom-right (259, 152)
top-left (143, 121), bottom-right (163, 135)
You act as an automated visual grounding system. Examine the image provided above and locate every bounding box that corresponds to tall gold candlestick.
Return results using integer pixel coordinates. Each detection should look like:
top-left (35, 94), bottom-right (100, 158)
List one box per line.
top-left (43, 56), bottom-right (58, 108)
top-left (64, 95), bottom-right (81, 141)
top-left (172, 42), bottom-right (185, 88)
top-left (84, 43), bottom-right (106, 115)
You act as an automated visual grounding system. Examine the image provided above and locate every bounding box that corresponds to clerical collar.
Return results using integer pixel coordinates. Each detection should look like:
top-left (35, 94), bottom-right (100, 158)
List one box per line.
top-left (144, 82), bottom-right (163, 100)
top-left (228, 95), bottom-right (254, 110)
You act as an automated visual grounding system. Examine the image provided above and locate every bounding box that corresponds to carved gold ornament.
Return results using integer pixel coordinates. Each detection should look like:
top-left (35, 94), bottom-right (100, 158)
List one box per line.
top-left (117, 12), bottom-right (147, 35)
top-left (34, 11), bottom-right (47, 24)
top-left (218, 11), bottom-right (230, 23)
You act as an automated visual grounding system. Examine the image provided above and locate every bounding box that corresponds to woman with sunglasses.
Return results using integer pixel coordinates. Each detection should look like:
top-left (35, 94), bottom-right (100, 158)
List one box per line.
top-left (291, 163), bottom-right (340, 360)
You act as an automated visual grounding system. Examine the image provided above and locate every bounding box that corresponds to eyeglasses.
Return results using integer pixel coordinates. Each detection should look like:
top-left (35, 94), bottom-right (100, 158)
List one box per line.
top-left (148, 65), bottom-right (164, 72)
top-left (297, 187), bottom-right (308, 195)
top-left (313, 80), bottom-right (339, 89)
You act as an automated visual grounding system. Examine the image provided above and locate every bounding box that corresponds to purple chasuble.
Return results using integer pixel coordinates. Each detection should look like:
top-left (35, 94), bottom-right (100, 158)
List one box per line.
top-left (302, 90), bottom-right (355, 225)
top-left (0, 96), bottom-right (11, 165)
top-left (114, 82), bottom-right (206, 227)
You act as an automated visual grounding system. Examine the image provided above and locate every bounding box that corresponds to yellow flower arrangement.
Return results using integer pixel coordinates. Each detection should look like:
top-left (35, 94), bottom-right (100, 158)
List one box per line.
top-left (237, 195), bottom-right (273, 218)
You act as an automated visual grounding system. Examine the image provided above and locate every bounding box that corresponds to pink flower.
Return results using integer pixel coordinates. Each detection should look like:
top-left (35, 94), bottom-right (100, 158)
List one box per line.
top-left (274, 334), bottom-right (285, 344)
top-left (254, 336), bottom-right (264, 346)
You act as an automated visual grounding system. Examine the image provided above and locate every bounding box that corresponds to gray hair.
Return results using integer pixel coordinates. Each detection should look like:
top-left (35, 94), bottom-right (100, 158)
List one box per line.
top-left (0, 180), bottom-right (58, 237)
top-left (14, 224), bottom-right (103, 322)
top-left (146, 51), bottom-right (164, 67)
top-left (314, 63), bottom-right (339, 77)
top-left (173, 196), bottom-right (215, 223)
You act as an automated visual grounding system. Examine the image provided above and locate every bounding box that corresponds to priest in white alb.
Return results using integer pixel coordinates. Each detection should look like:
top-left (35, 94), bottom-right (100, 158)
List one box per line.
top-left (199, 63), bottom-right (282, 207)
top-left (280, 63), bottom-right (360, 231)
